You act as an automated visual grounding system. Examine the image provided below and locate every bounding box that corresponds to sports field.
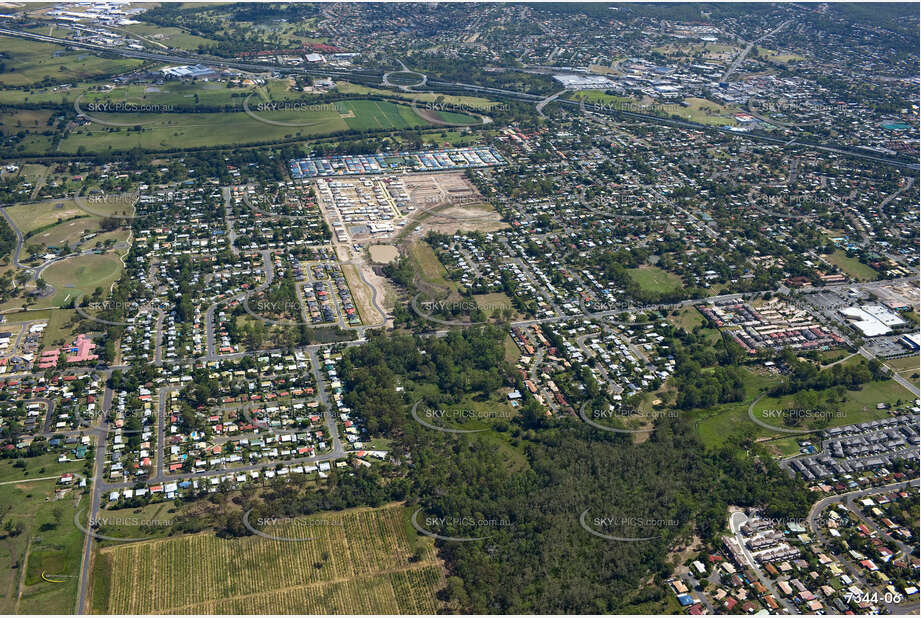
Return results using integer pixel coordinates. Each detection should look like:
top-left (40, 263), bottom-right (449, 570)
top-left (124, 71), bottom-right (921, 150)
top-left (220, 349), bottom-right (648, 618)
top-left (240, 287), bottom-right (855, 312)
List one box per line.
top-left (6, 199), bottom-right (89, 235)
top-left (90, 504), bottom-right (444, 614)
top-left (41, 253), bottom-right (123, 306)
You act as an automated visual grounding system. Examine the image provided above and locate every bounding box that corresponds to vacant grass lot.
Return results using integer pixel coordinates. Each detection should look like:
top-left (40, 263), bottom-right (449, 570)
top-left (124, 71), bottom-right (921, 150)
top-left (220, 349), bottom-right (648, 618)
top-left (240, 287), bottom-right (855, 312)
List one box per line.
top-left (408, 241), bottom-right (457, 293)
top-left (677, 97), bottom-right (738, 126)
top-left (52, 99), bottom-right (465, 154)
top-left (695, 367), bottom-right (910, 451)
top-left (885, 355), bottom-right (920, 387)
top-left (91, 504), bottom-right (444, 614)
top-left (750, 380), bottom-right (902, 429)
top-left (627, 266), bottom-right (683, 294)
top-left (0, 109), bottom-right (54, 136)
top-left (0, 36), bottom-right (143, 87)
top-left (121, 23), bottom-right (218, 51)
top-left (6, 199), bottom-right (87, 236)
top-left (337, 83), bottom-right (502, 111)
top-left (825, 250), bottom-right (878, 281)
top-left (0, 478), bottom-right (86, 615)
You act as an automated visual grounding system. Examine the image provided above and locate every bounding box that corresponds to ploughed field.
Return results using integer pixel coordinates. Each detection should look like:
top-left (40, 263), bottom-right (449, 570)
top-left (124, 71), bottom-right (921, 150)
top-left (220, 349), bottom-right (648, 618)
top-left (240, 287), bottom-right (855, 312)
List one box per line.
top-left (90, 504), bottom-right (444, 614)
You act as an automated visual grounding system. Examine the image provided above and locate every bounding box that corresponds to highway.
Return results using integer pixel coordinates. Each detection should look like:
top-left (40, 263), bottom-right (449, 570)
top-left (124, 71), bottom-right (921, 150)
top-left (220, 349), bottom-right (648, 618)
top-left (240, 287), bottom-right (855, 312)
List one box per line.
top-left (721, 19), bottom-right (793, 82)
top-left (1, 25), bottom-right (914, 171)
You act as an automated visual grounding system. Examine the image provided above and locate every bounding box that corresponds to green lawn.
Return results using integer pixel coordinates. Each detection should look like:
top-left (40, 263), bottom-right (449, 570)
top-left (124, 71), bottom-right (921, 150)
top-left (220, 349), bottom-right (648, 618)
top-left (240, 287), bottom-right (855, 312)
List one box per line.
top-left (51, 98), bottom-right (463, 154)
top-left (692, 368), bottom-right (781, 450)
top-left (6, 199), bottom-right (87, 236)
top-left (0, 478), bottom-right (87, 614)
top-left (825, 250), bottom-right (878, 281)
top-left (0, 452), bottom-right (86, 484)
top-left (678, 97), bottom-right (738, 126)
top-left (627, 266), bottom-right (683, 294)
top-left (41, 253), bottom-right (123, 307)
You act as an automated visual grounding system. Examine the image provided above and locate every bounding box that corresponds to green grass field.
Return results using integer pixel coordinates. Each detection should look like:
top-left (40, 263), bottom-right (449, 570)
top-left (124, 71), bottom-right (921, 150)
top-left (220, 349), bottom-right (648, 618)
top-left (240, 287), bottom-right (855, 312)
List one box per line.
top-left (669, 306), bottom-right (707, 331)
top-left (825, 250), bottom-right (878, 281)
top-left (884, 355), bottom-right (920, 388)
top-left (750, 380), bottom-right (903, 430)
top-left (335, 82), bottom-right (500, 109)
top-left (627, 266), bottom-right (683, 294)
top-left (408, 241), bottom-right (457, 293)
top-left (41, 253), bottom-right (123, 307)
top-left (341, 100), bottom-right (433, 131)
top-left (5, 199), bottom-right (88, 236)
top-left (695, 367), bottom-right (911, 450)
top-left (50, 98), bottom-right (467, 154)
top-left (77, 81), bottom-right (258, 109)
top-left (677, 97), bottom-right (738, 126)
top-left (0, 109), bottom-right (54, 136)
top-left (121, 23), bottom-right (218, 51)
top-left (0, 478), bottom-right (86, 614)
top-left (0, 451), bottom-right (86, 484)
top-left (692, 368), bottom-right (781, 450)
top-left (0, 36), bottom-right (143, 87)
top-left (0, 307), bottom-right (83, 349)
top-left (91, 504), bottom-right (444, 614)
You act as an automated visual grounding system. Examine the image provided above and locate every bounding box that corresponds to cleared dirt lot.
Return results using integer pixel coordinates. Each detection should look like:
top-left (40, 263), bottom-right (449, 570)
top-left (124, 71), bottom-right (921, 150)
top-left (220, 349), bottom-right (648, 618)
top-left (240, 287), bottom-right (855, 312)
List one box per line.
top-left (316, 172), bottom-right (507, 329)
top-left (369, 244), bottom-right (399, 264)
top-left (399, 172), bottom-right (507, 237)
